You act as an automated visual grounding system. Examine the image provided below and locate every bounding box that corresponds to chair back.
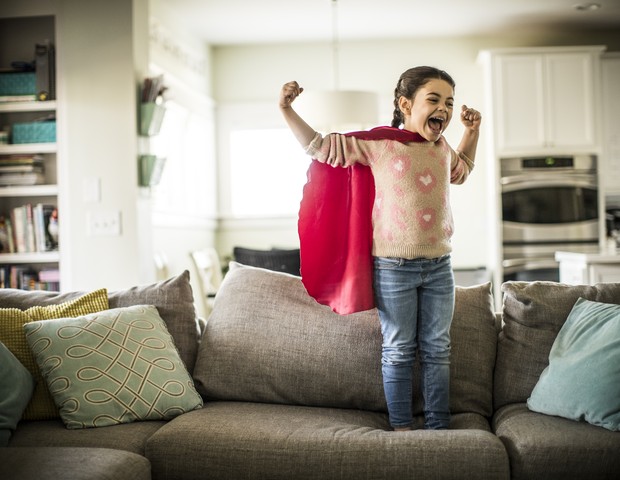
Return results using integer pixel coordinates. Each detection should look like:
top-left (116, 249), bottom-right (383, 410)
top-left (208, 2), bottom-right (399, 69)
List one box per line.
top-left (233, 247), bottom-right (300, 276)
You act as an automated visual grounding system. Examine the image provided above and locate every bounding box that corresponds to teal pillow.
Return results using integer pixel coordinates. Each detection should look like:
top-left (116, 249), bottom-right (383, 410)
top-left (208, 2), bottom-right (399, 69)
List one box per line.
top-left (23, 305), bottom-right (203, 429)
top-left (0, 340), bottom-right (35, 445)
top-left (527, 297), bottom-right (620, 431)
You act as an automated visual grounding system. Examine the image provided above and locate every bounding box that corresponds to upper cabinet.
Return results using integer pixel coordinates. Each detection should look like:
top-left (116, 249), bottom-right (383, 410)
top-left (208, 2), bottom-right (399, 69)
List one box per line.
top-left (601, 53), bottom-right (620, 196)
top-left (480, 46), bottom-right (605, 156)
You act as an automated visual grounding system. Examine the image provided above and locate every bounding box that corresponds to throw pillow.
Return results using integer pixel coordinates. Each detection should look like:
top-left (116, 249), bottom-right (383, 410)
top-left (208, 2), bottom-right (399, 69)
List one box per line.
top-left (527, 298), bottom-right (620, 431)
top-left (24, 305), bottom-right (203, 429)
top-left (194, 262), bottom-right (498, 417)
top-left (0, 271), bottom-right (201, 376)
top-left (495, 281), bottom-right (620, 410)
top-left (0, 341), bottom-right (35, 446)
top-left (0, 289), bottom-right (110, 420)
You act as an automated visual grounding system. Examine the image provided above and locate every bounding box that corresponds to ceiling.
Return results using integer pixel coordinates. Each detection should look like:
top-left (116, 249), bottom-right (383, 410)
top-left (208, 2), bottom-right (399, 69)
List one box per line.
top-left (158, 0), bottom-right (620, 46)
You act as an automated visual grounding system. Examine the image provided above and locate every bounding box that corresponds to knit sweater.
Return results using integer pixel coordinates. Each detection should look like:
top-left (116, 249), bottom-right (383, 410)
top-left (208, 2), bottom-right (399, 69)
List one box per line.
top-left (304, 128), bottom-right (474, 260)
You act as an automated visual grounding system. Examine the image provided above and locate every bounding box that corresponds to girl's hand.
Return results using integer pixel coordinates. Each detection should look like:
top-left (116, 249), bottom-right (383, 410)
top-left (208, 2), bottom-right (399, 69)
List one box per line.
top-left (280, 81), bottom-right (304, 109)
top-left (460, 105), bottom-right (481, 131)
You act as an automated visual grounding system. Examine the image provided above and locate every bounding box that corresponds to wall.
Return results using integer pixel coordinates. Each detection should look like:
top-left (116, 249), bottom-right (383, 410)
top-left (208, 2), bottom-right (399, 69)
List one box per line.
top-left (55, 0), bottom-right (149, 291)
top-left (212, 28), bottom-right (620, 270)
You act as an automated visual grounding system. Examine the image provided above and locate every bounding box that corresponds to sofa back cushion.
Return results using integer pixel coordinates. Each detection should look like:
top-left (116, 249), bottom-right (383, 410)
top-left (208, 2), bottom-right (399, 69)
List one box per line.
top-left (0, 271), bottom-right (200, 375)
top-left (193, 263), bottom-right (498, 416)
top-left (494, 281), bottom-right (620, 410)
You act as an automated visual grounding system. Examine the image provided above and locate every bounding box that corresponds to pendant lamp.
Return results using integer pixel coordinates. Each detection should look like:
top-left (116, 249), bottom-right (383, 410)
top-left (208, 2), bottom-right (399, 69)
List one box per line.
top-left (296, 0), bottom-right (379, 132)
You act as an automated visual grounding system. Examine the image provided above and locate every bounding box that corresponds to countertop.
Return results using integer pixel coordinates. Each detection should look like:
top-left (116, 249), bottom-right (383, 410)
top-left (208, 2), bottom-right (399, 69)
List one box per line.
top-left (555, 251), bottom-right (620, 264)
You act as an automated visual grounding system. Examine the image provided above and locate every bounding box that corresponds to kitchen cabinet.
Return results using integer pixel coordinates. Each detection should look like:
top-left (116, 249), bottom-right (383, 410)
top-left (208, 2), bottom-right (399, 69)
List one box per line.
top-left (601, 54), bottom-right (620, 196)
top-left (480, 46), bottom-right (605, 156)
top-left (0, 15), bottom-right (61, 290)
top-left (556, 251), bottom-right (620, 285)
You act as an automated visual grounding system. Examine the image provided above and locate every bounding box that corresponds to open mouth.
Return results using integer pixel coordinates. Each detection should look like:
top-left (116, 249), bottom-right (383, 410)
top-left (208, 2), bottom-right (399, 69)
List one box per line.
top-left (428, 116), bottom-right (445, 134)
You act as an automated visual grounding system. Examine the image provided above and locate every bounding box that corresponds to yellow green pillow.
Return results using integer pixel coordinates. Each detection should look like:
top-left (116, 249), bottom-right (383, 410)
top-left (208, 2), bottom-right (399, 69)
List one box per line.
top-left (0, 289), bottom-right (109, 420)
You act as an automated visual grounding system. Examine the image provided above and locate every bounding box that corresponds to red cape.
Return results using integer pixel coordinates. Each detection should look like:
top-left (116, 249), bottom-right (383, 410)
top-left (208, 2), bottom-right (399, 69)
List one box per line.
top-left (298, 127), bottom-right (426, 314)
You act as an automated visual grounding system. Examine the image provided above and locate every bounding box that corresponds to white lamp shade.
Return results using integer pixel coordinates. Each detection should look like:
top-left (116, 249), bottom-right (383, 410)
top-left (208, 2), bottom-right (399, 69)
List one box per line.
top-left (296, 90), bottom-right (379, 133)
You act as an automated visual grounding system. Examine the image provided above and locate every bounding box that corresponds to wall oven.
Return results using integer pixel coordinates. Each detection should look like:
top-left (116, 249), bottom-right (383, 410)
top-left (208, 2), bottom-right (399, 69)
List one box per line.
top-left (500, 155), bottom-right (600, 282)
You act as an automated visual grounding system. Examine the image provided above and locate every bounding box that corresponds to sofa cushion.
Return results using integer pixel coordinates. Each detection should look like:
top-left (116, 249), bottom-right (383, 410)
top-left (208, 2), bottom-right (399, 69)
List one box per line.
top-left (0, 447), bottom-right (151, 480)
top-left (0, 271), bottom-right (200, 375)
top-left (527, 298), bottom-right (620, 431)
top-left (10, 418), bottom-right (166, 455)
top-left (0, 341), bottom-right (35, 446)
top-left (0, 289), bottom-right (109, 420)
top-left (193, 263), bottom-right (497, 417)
top-left (146, 402), bottom-right (510, 480)
top-left (24, 305), bottom-right (203, 429)
top-left (493, 403), bottom-right (620, 480)
top-left (494, 281), bottom-right (620, 410)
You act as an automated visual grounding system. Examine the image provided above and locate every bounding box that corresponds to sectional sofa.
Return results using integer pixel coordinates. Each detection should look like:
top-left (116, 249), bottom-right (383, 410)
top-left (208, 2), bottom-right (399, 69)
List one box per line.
top-left (1, 263), bottom-right (618, 479)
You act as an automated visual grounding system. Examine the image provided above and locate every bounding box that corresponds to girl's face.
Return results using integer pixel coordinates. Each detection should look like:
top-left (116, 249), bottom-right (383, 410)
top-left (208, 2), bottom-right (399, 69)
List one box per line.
top-left (400, 78), bottom-right (455, 142)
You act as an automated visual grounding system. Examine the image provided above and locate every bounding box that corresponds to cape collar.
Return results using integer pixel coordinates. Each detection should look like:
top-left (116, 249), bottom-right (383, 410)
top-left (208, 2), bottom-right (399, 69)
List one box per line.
top-left (345, 126), bottom-right (427, 144)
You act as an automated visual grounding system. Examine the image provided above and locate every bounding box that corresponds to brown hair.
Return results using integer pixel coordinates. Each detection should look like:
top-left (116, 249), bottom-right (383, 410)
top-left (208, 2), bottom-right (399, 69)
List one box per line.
top-left (391, 66), bottom-right (456, 128)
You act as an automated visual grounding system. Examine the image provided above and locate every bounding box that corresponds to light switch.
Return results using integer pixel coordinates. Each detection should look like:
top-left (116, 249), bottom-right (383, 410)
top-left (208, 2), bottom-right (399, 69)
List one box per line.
top-left (87, 210), bottom-right (122, 236)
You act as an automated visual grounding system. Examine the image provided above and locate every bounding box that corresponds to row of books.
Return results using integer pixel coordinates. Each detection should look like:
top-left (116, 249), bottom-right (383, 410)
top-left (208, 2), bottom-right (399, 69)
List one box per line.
top-left (0, 154), bottom-right (45, 186)
top-left (0, 265), bottom-right (59, 290)
top-left (0, 203), bottom-right (58, 254)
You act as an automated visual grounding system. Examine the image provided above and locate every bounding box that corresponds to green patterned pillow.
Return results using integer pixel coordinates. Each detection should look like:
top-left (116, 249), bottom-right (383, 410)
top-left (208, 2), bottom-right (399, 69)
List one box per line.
top-left (23, 305), bottom-right (203, 429)
top-left (0, 289), bottom-right (110, 420)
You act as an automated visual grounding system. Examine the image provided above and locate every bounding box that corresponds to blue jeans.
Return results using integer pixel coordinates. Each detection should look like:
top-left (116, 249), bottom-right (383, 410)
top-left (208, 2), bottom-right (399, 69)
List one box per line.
top-left (373, 255), bottom-right (455, 430)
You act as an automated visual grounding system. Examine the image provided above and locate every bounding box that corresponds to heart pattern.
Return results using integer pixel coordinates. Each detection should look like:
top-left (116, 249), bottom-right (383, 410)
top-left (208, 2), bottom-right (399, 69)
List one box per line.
top-left (415, 169), bottom-right (436, 193)
top-left (416, 208), bottom-right (436, 230)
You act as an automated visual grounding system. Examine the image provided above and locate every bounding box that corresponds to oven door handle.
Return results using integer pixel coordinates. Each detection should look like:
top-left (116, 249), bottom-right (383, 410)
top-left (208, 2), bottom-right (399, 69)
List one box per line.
top-left (500, 175), bottom-right (596, 190)
top-left (502, 258), bottom-right (559, 275)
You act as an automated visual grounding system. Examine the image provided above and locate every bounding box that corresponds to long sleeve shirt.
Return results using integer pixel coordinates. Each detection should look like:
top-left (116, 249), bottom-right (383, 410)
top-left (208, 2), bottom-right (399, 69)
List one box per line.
top-left (304, 128), bottom-right (474, 260)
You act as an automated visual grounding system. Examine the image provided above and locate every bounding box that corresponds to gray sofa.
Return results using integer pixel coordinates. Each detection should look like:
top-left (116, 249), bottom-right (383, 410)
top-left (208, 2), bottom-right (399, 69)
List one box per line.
top-left (1, 264), bottom-right (618, 480)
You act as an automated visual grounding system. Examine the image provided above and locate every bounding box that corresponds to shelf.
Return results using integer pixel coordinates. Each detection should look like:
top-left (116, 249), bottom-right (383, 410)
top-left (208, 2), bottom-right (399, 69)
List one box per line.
top-left (0, 251), bottom-right (60, 264)
top-left (0, 184), bottom-right (58, 197)
top-left (0, 100), bottom-right (57, 113)
top-left (0, 143), bottom-right (57, 155)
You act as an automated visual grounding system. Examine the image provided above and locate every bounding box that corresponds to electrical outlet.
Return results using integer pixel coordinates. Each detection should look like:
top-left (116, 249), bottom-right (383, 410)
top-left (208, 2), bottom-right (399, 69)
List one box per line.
top-left (87, 210), bottom-right (122, 236)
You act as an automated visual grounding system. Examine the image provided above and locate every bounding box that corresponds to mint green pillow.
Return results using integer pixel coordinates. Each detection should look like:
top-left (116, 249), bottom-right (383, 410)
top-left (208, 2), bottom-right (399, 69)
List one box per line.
top-left (23, 305), bottom-right (203, 429)
top-left (0, 341), bottom-right (35, 445)
top-left (527, 297), bottom-right (620, 431)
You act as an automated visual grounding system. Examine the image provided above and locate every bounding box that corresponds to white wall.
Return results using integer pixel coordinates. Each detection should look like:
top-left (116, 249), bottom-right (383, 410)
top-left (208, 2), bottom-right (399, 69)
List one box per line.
top-left (212, 31), bottom-right (620, 270)
top-left (55, 0), bottom-right (149, 291)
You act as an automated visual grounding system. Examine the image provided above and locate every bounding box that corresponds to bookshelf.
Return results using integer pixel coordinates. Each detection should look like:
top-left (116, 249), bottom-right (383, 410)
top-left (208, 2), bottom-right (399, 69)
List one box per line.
top-left (0, 15), bottom-right (60, 291)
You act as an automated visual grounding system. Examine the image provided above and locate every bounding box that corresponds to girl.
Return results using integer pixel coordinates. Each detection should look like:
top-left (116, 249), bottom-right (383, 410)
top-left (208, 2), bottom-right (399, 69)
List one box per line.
top-left (279, 66), bottom-right (481, 431)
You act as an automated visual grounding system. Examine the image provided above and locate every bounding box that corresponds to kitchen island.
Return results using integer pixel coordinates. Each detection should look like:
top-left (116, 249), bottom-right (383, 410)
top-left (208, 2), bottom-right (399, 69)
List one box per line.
top-left (555, 250), bottom-right (620, 285)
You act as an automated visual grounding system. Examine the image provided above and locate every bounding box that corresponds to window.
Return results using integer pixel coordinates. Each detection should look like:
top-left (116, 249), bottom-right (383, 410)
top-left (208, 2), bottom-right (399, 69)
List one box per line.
top-left (229, 128), bottom-right (309, 217)
top-left (150, 99), bottom-right (215, 222)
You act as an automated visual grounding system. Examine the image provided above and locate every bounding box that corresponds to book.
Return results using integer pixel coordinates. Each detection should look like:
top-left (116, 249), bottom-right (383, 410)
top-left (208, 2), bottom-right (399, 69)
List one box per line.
top-left (33, 203), bottom-right (58, 251)
top-left (0, 215), bottom-right (14, 253)
top-left (0, 172), bottom-right (45, 185)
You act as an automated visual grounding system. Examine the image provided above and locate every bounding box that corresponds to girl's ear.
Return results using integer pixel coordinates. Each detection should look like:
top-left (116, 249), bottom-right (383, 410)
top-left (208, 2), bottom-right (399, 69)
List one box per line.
top-left (398, 96), bottom-right (412, 116)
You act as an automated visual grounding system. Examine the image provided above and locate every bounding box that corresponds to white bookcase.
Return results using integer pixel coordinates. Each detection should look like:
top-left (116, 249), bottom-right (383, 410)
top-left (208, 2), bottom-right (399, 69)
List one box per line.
top-left (0, 15), bottom-right (61, 290)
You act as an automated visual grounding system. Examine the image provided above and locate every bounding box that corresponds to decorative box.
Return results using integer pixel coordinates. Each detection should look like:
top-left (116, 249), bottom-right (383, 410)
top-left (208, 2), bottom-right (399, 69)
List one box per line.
top-left (12, 121), bottom-right (56, 144)
top-left (0, 72), bottom-right (36, 96)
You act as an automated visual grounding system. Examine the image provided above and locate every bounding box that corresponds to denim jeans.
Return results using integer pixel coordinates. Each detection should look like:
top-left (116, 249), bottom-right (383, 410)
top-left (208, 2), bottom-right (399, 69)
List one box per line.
top-left (373, 255), bottom-right (455, 430)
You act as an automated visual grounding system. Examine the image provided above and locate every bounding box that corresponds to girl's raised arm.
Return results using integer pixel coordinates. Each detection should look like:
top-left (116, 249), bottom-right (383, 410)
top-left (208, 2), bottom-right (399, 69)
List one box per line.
top-left (279, 81), bottom-right (317, 148)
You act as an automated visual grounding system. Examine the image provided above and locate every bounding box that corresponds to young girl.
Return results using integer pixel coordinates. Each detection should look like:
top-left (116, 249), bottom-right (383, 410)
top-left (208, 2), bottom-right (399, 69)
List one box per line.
top-left (279, 66), bottom-right (481, 431)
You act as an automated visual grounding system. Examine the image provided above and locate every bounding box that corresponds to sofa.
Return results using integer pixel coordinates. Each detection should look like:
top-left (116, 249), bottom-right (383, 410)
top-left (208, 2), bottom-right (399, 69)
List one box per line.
top-left (1, 263), bottom-right (618, 480)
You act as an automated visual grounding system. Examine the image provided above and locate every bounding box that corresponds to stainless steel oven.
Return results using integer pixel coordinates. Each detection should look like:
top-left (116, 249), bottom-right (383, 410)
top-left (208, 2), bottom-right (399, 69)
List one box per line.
top-left (500, 155), bottom-right (600, 282)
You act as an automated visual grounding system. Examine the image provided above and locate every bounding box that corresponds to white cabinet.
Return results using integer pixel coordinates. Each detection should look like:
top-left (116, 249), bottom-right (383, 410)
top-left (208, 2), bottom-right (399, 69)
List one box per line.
top-left (481, 46), bottom-right (604, 156)
top-left (601, 54), bottom-right (620, 196)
